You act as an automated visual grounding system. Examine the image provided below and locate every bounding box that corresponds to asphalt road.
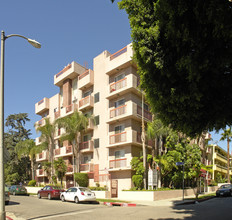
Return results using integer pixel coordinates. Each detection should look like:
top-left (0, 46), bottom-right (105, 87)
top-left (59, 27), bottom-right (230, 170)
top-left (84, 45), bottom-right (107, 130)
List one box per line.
top-left (5, 195), bottom-right (232, 220)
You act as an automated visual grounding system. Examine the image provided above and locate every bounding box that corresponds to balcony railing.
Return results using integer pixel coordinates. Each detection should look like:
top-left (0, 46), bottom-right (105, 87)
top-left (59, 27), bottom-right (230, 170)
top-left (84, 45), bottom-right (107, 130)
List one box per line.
top-left (137, 132), bottom-right (153, 146)
top-left (55, 111), bottom-right (60, 119)
top-left (54, 148), bottom-right (61, 156)
top-left (79, 95), bottom-right (91, 107)
top-left (79, 141), bottom-right (93, 151)
top-left (110, 78), bottom-right (127, 93)
top-left (79, 69), bottom-right (90, 80)
top-left (109, 132), bottom-right (127, 144)
top-left (109, 158), bottom-right (127, 169)
top-left (110, 46), bottom-right (127, 61)
top-left (36, 169), bottom-right (47, 176)
top-left (67, 165), bottom-right (74, 173)
top-left (80, 163), bottom-right (94, 172)
top-left (54, 104), bottom-right (78, 119)
top-left (55, 63), bottom-right (72, 78)
top-left (54, 146), bottom-right (73, 157)
top-left (110, 105), bottom-right (126, 118)
top-left (137, 106), bottom-right (152, 121)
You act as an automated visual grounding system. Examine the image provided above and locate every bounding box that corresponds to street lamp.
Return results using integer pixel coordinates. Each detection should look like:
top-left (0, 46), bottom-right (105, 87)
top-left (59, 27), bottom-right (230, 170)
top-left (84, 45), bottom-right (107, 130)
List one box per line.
top-left (0, 30), bottom-right (41, 220)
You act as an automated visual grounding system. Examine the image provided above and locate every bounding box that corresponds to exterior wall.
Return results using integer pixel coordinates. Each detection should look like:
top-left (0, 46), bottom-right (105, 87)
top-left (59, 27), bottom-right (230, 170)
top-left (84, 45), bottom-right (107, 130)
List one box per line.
top-left (34, 44), bottom-right (151, 193)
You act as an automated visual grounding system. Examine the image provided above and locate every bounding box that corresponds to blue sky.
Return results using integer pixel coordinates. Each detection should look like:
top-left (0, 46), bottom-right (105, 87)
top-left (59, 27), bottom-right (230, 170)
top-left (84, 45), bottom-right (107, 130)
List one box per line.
top-left (0, 1), bottom-right (227, 151)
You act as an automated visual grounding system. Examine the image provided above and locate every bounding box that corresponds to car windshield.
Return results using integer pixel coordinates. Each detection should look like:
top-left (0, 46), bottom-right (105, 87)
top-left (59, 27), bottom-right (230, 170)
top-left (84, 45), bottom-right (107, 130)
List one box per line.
top-left (220, 185), bottom-right (231, 189)
top-left (79, 187), bottom-right (91, 192)
top-left (52, 186), bottom-right (62, 190)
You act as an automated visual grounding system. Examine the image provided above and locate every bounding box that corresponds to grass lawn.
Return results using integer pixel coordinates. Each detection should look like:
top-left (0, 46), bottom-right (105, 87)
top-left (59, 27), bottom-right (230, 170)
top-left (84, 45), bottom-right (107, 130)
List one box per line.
top-left (186, 193), bottom-right (216, 201)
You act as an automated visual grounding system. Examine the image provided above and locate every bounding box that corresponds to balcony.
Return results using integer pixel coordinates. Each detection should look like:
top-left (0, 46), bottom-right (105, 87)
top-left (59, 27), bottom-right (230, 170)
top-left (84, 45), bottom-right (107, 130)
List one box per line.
top-left (136, 132), bottom-right (153, 147)
top-left (79, 95), bottom-right (94, 111)
top-left (78, 69), bottom-right (94, 90)
top-left (54, 104), bottom-right (78, 119)
top-left (79, 140), bottom-right (94, 153)
top-left (35, 117), bottom-right (47, 128)
top-left (105, 44), bottom-right (135, 75)
top-left (36, 169), bottom-right (47, 177)
top-left (106, 74), bottom-right (139, 99)
top-left (36, 150), bottom-right (48, 162)
top-left (66, 165), bottom-right (74, 174)
top-left (54, 145), bottom-right (73, 158)
top-left (35, 137), bottom-right (42, 146)
top-left (35, 98), bottom-right (49, 115)
top-left (109, 158), bottom-right (131, 171)
top-left (54, 61), bottom-right (86, 87)
top-left (80, 163), bottom-right (94, 172)
top-left (214, 164), bottom-right (231, 175)
top-left (137, 105), bottom-right (152, 121)
top-left (214, 152), bottom-right (228, 164)
top-left (108, 130), bottom-right (140, 148)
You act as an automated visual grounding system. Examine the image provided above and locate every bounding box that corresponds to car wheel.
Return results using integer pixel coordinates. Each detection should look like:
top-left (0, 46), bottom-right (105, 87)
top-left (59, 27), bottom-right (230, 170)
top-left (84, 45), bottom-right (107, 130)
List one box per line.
top-left (61, 195), bottom-right (65, 202)
top-left (230, 191), bottom-right (232, 197)
top-left (37, 193), bottom-right (41, 199)
top-left (75, 196), bottom-right (79, 204)
top-left (48, 193), bottom-right (52, 200)
top-left (5, 201), bottom-right (9, 205)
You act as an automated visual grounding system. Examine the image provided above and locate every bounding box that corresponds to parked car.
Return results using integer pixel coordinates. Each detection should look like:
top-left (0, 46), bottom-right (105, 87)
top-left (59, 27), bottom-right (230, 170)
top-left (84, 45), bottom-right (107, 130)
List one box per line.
top-left (5, 186), bottom-right (10, 205)
top-left (9, 185), bottom-right (27, 196)
top-left (60, 187), bottom-right (96, 204)
top-left (216, 184), bottom-right (232, 197)
top-left (37, 185), bottom-right (64, 200)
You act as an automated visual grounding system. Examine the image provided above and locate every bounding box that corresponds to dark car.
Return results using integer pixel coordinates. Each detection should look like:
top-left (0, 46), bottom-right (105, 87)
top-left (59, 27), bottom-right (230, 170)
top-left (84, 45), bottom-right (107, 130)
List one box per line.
top-left (9, 185), bottom-right (27, 196)
top-left (216, 184), bottom-right (232, 197)
top-left (37, 185), bottom-right (64, 200)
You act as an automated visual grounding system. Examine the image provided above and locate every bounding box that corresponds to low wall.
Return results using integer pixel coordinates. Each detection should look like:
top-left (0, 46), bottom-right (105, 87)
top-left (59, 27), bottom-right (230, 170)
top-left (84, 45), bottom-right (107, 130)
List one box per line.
top-left (118, 191), bottom-right (154, 201)
top-left (25, 187), bottom-right (42, 194)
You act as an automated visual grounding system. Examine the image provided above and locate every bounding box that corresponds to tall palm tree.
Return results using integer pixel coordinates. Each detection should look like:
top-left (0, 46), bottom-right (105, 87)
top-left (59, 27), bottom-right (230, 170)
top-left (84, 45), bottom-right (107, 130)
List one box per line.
top-left (220, 127), bottom-right (232, 183)
top-left (15, 139), bottom-right (43, 180)
top-left (56, 111), bottom-right (92, 174)
top-left (35, 118), bottom-right (56, 182)
top-left (147, 118), bottom-right (171, 168)
top-left (54, 158), bottom-right (67, 187)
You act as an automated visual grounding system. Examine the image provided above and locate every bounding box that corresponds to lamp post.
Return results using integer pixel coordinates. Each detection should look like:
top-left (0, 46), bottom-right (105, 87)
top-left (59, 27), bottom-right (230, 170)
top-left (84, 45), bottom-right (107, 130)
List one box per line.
top-left (0, 30), bottom-right (41, 220)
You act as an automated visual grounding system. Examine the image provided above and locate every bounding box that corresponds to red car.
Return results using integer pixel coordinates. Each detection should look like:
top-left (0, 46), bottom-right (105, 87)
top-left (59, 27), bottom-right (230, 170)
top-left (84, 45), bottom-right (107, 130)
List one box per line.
top-left (37, 185), bottom-right (64, 200)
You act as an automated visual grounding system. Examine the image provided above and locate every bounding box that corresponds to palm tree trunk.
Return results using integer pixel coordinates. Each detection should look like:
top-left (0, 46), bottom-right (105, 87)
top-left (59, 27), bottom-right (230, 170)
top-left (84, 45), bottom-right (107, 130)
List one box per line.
top-left (227, 138), bottom-right (230, 183)
top-left (31, 159), bottom-right (35, 180)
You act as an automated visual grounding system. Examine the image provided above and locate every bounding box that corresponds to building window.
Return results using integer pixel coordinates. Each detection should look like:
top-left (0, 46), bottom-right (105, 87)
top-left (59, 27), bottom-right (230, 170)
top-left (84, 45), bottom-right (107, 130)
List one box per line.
top-left (94, 92), bottom-right (100, 103)
top-left (114, 99), bottom-right (125, 108)
top-left (94, 138), bottom-right (99, 148)
top-left (94, 115), bottom-right (99, 125)
top-left (115, 125), bottom-right (125, 134)
top-left (115, 150), bottom-right (125, 159)
top-left (115, 73), bottom-right (125, 82)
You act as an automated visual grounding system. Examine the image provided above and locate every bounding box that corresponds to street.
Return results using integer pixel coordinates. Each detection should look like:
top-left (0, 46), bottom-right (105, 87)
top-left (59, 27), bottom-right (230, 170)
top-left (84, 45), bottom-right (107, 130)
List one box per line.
top-left (6, 195), bottom-right (232, 220)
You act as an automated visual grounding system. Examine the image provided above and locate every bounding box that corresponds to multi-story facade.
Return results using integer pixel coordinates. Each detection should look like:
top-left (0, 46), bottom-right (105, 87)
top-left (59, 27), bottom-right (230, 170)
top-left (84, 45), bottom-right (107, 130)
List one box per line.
top-left (208, 144), bottom-right (232, 181)
top-left (35, 44), bottom-right (152, 195)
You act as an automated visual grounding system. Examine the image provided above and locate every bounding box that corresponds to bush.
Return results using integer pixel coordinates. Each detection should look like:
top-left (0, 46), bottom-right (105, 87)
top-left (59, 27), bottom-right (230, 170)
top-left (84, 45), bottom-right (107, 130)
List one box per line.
top-left (74, 173), bottom-right (89, 187)
top-left (28, 180), bottom-right (36, 186)
top-left (89, 186), bottom-right (106, 191)
top-left (132, 175), bottom-right (143, 190)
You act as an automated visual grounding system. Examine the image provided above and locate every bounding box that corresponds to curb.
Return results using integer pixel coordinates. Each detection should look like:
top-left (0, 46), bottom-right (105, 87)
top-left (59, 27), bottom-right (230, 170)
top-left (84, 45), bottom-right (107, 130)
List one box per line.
top-left (175, 196), bottom-right (216, 206)
top-left (6, 216), bottom-right (13, 220)
top-left (103, 202), bottom-right (136, 207)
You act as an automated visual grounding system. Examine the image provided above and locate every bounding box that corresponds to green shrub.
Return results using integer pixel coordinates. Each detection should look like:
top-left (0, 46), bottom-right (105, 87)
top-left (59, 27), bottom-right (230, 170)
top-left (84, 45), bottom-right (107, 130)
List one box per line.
top-left (74, 173), bottom-right (89, 187)
top-left (132, 175), bottom-right (143, 190)
top-left (28, 180), bottom-right (36, 186)
top-left (89, 186), bottom-right (106, 191)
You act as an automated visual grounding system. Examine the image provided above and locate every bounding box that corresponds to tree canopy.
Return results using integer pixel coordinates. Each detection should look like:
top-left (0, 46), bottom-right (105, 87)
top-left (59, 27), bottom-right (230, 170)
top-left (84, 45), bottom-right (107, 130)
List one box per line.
top-left (117, 0), bottom-right (232, 136)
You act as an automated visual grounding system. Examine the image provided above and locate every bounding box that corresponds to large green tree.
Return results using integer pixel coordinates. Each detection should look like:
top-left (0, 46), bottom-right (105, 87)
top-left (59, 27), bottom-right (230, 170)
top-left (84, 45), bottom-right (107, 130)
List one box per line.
top-left (4, 113), bottom-right (31, 184)
top-left (15, 139), bottom-right (43, 180)
top-left (115, 0), bottom-right (232, 136)
top-left (53, 158), bottom-right (67, 187)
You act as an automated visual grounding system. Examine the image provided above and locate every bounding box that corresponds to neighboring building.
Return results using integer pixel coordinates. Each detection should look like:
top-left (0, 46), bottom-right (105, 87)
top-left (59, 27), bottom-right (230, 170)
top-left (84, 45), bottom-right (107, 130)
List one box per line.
top-left (34, 44), bottom-right (153, 195)
top-left (208, 144), bottom-right (232, 182)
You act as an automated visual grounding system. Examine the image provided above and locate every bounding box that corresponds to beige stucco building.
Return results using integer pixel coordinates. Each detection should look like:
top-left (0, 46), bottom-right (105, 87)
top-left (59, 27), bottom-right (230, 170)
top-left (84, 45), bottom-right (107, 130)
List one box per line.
top-left (34, 44), bottom-right (152, 196)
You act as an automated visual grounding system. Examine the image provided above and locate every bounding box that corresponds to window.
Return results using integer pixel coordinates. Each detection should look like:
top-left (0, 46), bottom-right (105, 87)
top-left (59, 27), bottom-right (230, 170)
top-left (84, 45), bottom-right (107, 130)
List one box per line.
top-left (83, 134), bottom-right (91, 142)
top-left (144, 103), bottom-right (149, 111)
top-left (115, 150), bottom-right (125, 159)
top-left (94, 115), bottom-right (99, 125)
top-left (115, 73), bottom-right (125, 82)
top-left (115, 99), bottom-right (125, 108)
top-left (83, 156), bottom-right (91, 164)
top-left (94, 138), bottom-right (99, 148)
top-left (83, 90), bottom-right (91, 98)
top-left (115, 125), bottom-right (125, 134)
top-left (94, 92), bottom-right (100, 103)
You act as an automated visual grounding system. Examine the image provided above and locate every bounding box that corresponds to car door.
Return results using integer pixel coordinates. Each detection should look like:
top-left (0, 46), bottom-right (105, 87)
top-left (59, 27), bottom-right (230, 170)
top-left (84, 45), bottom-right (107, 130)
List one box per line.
top-left (65, 188), bottom-right (73, 201)
top-left (45, 186), bottom-right (51, 197)
top-left (70, 188), bottom-right (77, 201)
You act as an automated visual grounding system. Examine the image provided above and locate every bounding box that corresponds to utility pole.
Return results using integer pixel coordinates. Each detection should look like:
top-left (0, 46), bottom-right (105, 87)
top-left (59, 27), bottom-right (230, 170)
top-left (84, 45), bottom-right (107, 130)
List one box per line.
top-left (142, 92), bottom-right (146, 189)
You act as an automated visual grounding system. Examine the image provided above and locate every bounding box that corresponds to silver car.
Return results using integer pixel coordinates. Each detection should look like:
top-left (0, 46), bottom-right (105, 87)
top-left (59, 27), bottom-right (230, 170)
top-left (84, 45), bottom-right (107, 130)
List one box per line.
top-left (60, 187), bottom-right (96, 204)
top-left (5, 186), bottom-right (10, 205)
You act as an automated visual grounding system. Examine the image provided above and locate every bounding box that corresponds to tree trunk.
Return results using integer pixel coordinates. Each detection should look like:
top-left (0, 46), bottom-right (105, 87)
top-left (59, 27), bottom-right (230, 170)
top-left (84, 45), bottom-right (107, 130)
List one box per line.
top-left (31, 159), bottom-right (35, 180)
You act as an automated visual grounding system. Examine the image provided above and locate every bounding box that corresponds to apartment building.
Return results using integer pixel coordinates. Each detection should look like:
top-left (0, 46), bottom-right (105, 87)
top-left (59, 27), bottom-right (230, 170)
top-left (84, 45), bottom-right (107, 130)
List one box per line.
top-left (34, 44), bottom-right (153, 196)
top-left (208, 144), bottom-right (232, 182)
